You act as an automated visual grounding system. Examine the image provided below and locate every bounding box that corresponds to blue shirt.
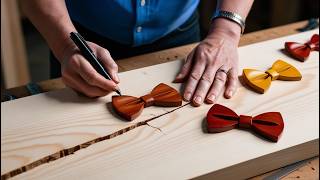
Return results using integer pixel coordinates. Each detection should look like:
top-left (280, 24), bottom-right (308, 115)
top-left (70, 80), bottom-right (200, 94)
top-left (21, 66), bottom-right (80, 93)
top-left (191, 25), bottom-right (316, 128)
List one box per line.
top-left (66, 0), bottom-right (199, 46)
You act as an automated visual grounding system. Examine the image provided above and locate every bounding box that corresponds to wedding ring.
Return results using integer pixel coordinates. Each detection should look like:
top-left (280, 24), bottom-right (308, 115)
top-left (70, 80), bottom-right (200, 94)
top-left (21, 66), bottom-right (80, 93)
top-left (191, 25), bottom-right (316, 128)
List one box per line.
top-left (217, 68), bottom-right (228, 75)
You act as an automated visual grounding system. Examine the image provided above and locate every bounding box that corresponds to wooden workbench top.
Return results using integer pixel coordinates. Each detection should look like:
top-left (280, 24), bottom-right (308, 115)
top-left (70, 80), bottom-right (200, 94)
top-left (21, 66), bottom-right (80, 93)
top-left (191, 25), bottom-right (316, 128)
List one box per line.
top-left (1, 20), bottom-right (319, 179)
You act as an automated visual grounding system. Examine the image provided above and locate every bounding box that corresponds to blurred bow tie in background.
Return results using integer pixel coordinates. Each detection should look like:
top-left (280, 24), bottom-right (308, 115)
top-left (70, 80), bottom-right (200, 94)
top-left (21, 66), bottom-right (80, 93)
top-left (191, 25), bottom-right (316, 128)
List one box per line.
top-left (285, 34), bottom-right (319, 61)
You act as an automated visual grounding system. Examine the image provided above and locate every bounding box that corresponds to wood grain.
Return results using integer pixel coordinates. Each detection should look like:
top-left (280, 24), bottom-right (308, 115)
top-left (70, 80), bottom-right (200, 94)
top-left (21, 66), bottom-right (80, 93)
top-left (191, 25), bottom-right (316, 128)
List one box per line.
top-left (1, 30), bottom-right (318, 179)
top-left (1, 103), bottom-right (189, 179)
top-left (112, 83), bottom-right (183, 121)
top-left (1, 60), bottom-right (190, 177)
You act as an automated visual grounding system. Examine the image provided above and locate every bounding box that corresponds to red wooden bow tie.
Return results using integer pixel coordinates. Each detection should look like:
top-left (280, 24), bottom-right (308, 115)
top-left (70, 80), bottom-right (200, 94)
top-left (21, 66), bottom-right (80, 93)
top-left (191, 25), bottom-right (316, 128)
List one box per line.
top-left (285, 34), bottom-right (319, 61)
top-left (112, 83), bottom-right (182, 121)
top-left (206, 104), bottom-right (284, 142)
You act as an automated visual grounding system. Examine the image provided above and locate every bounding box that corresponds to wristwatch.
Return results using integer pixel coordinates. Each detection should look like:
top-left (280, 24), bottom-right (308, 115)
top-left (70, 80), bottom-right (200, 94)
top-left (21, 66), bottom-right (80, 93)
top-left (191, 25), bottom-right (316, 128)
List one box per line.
top-left (212, 10), bottom-right (246, 34)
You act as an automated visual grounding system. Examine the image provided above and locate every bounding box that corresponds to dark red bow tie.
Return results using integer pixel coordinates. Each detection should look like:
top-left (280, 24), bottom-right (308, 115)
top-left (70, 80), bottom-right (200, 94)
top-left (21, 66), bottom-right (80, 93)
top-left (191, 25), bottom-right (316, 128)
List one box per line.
top-left (285, 34), bottom-right (319, 61)
top-left (206, 104), bottom-right (284, 142)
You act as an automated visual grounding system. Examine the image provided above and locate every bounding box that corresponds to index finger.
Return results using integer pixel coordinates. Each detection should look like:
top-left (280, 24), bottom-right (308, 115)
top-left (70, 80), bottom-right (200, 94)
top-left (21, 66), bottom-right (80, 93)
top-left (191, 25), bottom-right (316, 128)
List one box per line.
top-left (74, 56), bottom-right (118, 92)
top-left (183, 54), bottom-right (206, 102)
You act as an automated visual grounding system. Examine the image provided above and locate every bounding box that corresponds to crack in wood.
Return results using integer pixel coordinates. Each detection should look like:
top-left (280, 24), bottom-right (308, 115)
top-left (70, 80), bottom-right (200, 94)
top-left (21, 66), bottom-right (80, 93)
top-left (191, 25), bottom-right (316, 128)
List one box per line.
top-left (1, 103), bottom-right (190, 180)
top-left (146, 122), bottom-right (163, 133)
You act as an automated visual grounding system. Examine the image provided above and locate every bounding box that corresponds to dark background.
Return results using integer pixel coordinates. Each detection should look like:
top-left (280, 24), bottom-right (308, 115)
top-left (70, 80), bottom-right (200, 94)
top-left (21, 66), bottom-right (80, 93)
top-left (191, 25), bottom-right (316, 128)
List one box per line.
top-left (199, 0), bottom-right (319, 35)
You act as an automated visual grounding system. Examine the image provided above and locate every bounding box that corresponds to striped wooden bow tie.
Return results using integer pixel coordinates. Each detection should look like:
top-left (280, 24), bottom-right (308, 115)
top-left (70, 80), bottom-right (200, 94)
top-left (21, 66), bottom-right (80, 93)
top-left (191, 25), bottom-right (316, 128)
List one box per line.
top-left (242, 60), bottom-right (302, 94)
top-left (207, 104), bottom-right (284, 142)
top-left (285, 34), bottom-right (319, 61)
top-left (112, 83), bottom-right (182, 121)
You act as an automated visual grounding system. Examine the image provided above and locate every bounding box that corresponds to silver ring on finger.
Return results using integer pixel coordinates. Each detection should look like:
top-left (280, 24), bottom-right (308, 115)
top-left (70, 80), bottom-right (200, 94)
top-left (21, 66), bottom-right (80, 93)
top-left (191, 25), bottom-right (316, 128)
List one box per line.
top-left (217, 68), bottom-right (229, 75)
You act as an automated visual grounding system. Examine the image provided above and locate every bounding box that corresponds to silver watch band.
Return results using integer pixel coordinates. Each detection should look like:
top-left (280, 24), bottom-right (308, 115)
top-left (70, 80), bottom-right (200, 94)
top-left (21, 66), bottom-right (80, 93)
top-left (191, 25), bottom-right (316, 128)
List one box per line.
top-left (212, 10), bottom-right (246, 34)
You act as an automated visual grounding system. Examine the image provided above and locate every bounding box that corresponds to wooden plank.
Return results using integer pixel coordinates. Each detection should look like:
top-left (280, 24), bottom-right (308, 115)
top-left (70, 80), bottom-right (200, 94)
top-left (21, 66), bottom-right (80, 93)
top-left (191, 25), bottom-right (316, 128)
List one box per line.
top-left (1, 20), bottom-right (317, 178)
top-left (1, 29), bottom-right (318, 179)
top-left (1, 0), bottom-right (30, 88)
top-left (1, 60), bottom-right (189, 177)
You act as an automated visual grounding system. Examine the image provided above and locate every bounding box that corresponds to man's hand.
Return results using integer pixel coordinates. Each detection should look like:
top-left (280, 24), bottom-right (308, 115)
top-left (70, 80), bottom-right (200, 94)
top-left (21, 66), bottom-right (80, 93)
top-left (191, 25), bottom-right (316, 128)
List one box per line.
top-left (174, 22), bottom-right (240, 106)
top-left (61, 42), bottom-right (119, 98)
top-left (20, 0), bottom-right (120, 98)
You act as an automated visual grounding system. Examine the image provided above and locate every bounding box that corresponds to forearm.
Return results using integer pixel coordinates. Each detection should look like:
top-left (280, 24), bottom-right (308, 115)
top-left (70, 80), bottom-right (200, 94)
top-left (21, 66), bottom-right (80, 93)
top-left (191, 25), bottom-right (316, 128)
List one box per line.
top-left (20, 0), bottom-right (76, 62)
top-left (208, 0), bottom-right (254, 42)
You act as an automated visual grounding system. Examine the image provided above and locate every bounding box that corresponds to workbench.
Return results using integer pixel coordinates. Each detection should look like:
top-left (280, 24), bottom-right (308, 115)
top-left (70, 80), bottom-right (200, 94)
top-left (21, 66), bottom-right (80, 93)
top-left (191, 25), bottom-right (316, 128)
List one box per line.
top-left (1, 21), bottom-right (319, 179)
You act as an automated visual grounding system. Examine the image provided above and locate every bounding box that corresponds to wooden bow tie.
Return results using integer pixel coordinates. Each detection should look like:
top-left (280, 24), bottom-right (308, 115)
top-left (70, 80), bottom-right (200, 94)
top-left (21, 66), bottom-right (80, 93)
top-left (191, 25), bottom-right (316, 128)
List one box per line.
top-left (207, 104), bottom-right (284, 142)
top-left (112, 83), bottom-right (182, 121)
top-left (242, 60), bottom-right (302, 94)
top-left (285, 34), bottom-right (319, 61)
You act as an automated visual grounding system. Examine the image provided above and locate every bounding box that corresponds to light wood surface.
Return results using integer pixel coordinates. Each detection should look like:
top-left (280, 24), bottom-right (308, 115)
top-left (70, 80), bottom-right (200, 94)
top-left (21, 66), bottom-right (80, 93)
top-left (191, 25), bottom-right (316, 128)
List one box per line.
top-left (1, 29), bottom-right (319, 179)
top-left (1, 0), bottom-right (30, 88)
top-left (0, 62), bottom-right (190, 177)
top-left (1, 20), bottom-right (318, 179)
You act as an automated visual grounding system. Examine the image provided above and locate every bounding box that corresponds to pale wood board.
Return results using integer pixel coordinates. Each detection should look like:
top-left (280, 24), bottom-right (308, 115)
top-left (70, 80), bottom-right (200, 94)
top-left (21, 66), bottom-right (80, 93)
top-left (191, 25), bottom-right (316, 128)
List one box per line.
top-left (1, 60), bottom-right (188, 175)
top-left (1, 29), bottom-right (319, 179)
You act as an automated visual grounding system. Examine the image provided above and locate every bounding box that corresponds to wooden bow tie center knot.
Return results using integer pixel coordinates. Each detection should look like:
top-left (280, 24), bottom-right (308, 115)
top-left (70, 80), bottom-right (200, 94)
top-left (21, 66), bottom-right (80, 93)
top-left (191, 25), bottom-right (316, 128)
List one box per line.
top-left (285, 34), bottom-right (319, 61)
top-left (265, 69), bottom-right (280, 80)
top-left (238, 115), bottom-right (252, 128)
top-left (207, 104), bottom-right (284, 142)
top-left (306, 42), bottom-right (318, 49)
top-left (242, 60), bottom-right (302, 93)
top-left (140, 94), bottom-right (155, 107)
top-left (112, 83), bottom-right (182, 121)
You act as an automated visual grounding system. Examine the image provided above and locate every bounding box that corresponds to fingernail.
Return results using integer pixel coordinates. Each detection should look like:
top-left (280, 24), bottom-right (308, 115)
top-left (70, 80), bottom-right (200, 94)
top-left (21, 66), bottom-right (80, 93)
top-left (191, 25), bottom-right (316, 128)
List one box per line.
top-left (116, 74), bottom-right (120, 82)
top-left (114, 74), bottom-right (120, 82)
top-left (176, 73), bottom-right (183, 78)
top-left (194, 96), bottom-right (202, 105)
top-left (173, 75), bottom-right (184, 83)
top-left (175, 74), bottom-right (183, 81)
top-left (227, 90), bottom-right (233, 98)
top-left (207, 95), bottom-right (215, 102)
top-left (184, 92), bottom-right (192, 101)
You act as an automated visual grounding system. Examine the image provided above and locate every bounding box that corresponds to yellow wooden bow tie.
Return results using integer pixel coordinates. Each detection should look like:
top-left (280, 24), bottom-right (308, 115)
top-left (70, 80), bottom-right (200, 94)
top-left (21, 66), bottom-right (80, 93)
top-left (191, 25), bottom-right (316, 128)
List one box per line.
top-left (242, 60), bottom-right (302, 93)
